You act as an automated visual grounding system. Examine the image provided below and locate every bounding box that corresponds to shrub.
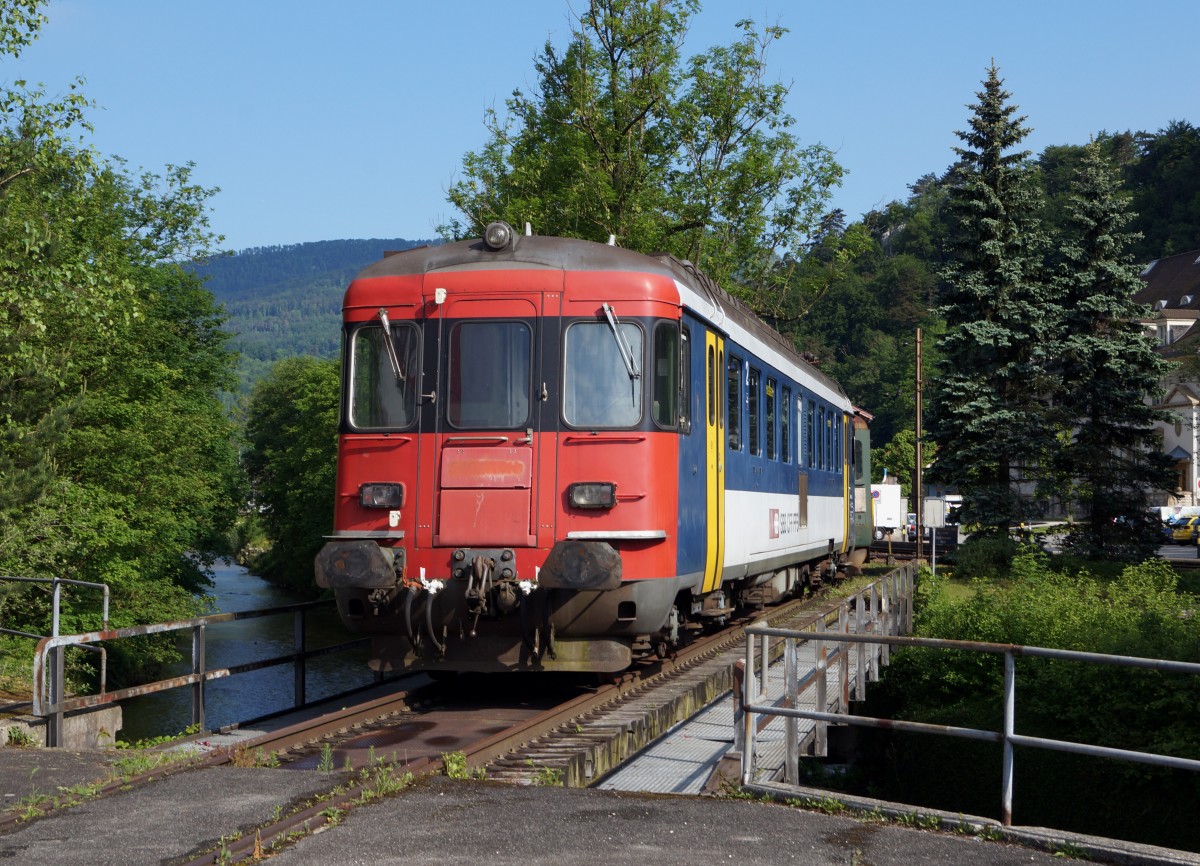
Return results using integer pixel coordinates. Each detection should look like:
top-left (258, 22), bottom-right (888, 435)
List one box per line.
top-left (878, 554), bottom-right (1200, 849)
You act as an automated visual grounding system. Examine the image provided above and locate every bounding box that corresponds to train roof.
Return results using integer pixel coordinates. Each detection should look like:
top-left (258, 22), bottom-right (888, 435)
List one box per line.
top-left (357, 234), bottom-right (674, 279)
top-left (355, 232), bottom-right (848, 403)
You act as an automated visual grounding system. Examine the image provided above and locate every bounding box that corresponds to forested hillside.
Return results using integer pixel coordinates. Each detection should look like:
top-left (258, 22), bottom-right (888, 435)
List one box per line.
top-left (193, 238), bottom-right (436, 392)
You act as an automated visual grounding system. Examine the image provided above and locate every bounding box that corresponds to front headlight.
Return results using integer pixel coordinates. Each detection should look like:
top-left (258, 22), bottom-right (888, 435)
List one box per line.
top-left (359, 482), bottom-right (404, 509)
top-left (568, 482), bottom-right (616, 509)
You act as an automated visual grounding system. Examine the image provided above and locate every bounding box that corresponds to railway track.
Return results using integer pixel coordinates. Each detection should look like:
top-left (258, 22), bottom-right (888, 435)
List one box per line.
top-left (1, 582), bottom-right (869, 863)
top-left (173, 589), bottom-right (846, 863)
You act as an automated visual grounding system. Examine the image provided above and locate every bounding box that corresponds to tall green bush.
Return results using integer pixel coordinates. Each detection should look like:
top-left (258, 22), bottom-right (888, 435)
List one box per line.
top-left (878, 553), bottom-right (1200, 849)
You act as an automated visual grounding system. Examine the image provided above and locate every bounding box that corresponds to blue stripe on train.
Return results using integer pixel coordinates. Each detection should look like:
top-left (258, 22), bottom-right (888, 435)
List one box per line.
top-left (676, 316), bottom-right (848, 578)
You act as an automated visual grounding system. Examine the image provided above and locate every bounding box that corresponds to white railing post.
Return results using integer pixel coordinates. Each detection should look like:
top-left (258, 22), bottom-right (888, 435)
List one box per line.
top-left (838, 602), bottom-right (849, 711)
top-left (855, 590), bottom-right (866, 701)
top-left (905, 565), bottom-right (914, 633)
top-left (784, 637), bottom-right (798, 784)
top-left (1002, 650), bottom-right (1016, 826)
top-left (815, 618), bottom-right (828, 757)
top-left (869, 584), bottom-right (880, 682)
top-left (880, 579), bottom-right (891, 666)
top-left (741, 633), bottom-right (757, 785)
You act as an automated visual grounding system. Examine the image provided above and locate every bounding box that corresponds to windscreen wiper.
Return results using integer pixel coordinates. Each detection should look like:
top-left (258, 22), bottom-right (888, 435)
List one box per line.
top-left (377, 309), bottom-right (406, 382)
top-left (602, 303), bottom-right (641, 380)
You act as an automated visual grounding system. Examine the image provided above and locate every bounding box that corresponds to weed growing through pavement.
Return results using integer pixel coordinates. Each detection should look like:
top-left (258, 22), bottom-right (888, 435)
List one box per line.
top-left (230, 746), bottom-right (281, 768)
top-left (319, 806), bottom-right (344, 826)
top-left (114, 723), bottom-right (201, 750)
top-left (1054, 840), bottom-right (1087, 859)
top-left (894, 811), bottom-right (940, 830)
top-left (442, 750), bottom-right (487, 780)
top-left (317, 742), bottom-right (335, 772)
top-left (5, 727), bottom-right (36, 747)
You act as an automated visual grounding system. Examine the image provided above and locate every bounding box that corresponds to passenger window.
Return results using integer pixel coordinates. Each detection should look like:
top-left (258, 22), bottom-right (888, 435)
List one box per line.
top-left (817, 406), bottom-right (825, 469)
top-left (707, 345), bottom-right (715, 427)
top-left (679, 326), bottom-right (691, 433)
top-left (766, 378), bottom-right (777, 460)
top-left (781, 386), bottom-right (791, 463)
top-left (727, 356), bottom-right (742, 450)
top-left (748, 367), bottom-right (761, 456)
top-left (807, 399), bottom-right (815, 468)
top-left (652, 323), bottom-right (679, 429)
top-left (826, 410), bottom-right (833, 471)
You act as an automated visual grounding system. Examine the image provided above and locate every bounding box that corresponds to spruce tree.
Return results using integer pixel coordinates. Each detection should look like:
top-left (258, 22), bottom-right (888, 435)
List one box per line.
top-left (927, 64), bottom-right (1054, 535)
top-left (1053, 142), bottom-right (1172, 560)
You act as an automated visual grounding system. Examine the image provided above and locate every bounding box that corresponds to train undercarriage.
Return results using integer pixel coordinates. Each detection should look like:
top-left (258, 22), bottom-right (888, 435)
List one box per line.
top-left (317, 538), bottom-right (860, 675)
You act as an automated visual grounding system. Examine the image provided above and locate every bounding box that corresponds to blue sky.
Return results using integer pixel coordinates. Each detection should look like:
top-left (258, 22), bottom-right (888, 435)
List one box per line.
top-left (7, 1), bottom-right (1197, 252)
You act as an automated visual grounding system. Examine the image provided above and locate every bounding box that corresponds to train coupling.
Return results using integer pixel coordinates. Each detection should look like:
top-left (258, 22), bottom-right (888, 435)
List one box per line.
top-left (453, 548), bottom-right (530, 619)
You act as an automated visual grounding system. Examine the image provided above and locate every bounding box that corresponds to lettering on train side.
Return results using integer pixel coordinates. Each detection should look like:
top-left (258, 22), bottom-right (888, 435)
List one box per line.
top-left (769, 508), bottom-right (801, 538)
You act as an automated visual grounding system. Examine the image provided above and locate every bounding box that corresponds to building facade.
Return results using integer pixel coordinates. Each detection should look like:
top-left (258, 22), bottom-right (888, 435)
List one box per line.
top-left (1135, 250), bottom-right (1200, 514)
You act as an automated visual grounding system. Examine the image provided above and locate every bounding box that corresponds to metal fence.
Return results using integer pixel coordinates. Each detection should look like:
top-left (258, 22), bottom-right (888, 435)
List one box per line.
top-left (740, 587), bottom-right (1200, 825)
top-left (0, 574), bottom-right (373, 746)
top-left (735, 566), bottom-right (914, 779)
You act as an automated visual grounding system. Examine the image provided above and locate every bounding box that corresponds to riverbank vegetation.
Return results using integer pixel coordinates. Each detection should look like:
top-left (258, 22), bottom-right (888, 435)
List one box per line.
top-left (0, 4), bottom-right (241, 688)
top-left (242, 357), bottom-right (339, 594)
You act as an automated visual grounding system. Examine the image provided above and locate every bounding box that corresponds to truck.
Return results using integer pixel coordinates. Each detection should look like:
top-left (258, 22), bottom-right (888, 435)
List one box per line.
top-left (871, 484), bottom-right (907, 540)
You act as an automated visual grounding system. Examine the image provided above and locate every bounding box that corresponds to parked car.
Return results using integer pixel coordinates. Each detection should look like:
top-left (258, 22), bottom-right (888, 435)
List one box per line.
top-left (1170, 516), bottom-right (1200, 545)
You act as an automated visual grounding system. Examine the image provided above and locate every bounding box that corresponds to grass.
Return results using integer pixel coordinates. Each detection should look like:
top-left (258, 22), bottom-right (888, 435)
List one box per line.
top-left (2, 722), bottom-right (215, 823)
top-left (937, 577), bottom-right (980, 603)
top-left (5, 726), bottom-right (37, 747)
top-left (442, 750), bottom-right (487, 780)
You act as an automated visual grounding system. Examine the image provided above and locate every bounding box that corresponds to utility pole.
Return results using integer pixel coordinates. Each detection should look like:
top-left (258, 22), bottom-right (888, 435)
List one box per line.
top-left (915, 327), bottom-right (924, 562)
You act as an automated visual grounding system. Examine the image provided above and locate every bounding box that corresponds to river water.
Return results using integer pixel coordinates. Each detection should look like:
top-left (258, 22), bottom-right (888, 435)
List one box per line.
top-left (119, 561), bottom-right (375, 742)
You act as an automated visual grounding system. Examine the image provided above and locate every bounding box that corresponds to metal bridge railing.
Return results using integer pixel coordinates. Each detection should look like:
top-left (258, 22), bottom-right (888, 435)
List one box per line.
top-left (735, 566), bottom-right (914, 779)
top-left (25, 599), bottom-right (370, 747)
top-left (741, 596), bottom-right (1200, 826)
top-left (1, 575), bottom-right (112, 746)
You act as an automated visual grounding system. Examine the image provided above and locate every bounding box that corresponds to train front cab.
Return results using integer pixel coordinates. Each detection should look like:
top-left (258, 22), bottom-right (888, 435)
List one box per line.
top-left (316, 241), bottom-right (690, 674)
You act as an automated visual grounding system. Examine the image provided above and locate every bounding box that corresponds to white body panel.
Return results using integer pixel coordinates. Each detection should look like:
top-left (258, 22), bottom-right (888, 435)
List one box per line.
top-left (723, 489), bottom-right (845, 569)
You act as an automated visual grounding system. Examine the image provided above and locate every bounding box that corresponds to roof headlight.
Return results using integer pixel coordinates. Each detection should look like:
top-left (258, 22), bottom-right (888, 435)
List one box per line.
top-left (359, 482), bottom-right (404, 509)
top-left (484, 220), bottom-right (515, 251)
top-left (568, 482), bottom-right (617, 509)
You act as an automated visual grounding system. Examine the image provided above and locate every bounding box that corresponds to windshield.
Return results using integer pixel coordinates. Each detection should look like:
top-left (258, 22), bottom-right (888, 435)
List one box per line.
top-left (447, 320), bottom-right (532, 429)
top-left (349, 322), bottom-right (420, 429)
top-left (563, 320), bottom-right (643, 428)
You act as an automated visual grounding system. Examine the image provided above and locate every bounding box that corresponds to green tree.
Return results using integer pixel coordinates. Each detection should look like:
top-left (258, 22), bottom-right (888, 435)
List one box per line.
top-left (1125, 119), bottom-right (1200, 261)
top-left (0, 3), bottom-right (237, 679)
top-left (243, 356), bottom-right (340, 592)
top-left (927, 64), bottom-right (1054, 535)
top-left (872, 429), bottom-right (920, 497)
top-left (1051, 142), bottom-right (1172, 559)
top-left (443, 0), bottom-right (843, 308)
